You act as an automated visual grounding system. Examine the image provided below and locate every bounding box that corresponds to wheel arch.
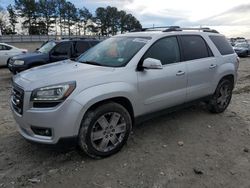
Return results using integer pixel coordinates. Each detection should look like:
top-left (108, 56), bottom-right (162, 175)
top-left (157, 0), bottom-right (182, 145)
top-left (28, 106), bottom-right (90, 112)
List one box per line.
top-left (73, 83), bottom-right (138, 134)
top-left (85, 97), bottom-right (135, 123)
top-left (218, 74), bottom-right (235, 87)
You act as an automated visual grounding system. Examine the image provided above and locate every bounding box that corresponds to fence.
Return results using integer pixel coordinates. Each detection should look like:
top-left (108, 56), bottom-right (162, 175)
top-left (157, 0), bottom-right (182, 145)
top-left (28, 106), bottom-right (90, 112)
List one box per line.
top-left (0, 35), bottom-right (106, 43)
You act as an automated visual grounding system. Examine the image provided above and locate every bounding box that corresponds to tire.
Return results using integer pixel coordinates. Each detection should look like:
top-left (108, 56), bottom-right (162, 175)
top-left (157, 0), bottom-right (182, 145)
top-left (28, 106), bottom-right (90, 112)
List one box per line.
top-left (208, 79), bottom-right (233, 113)
top-left (78, 102), bottom-right (132, 158)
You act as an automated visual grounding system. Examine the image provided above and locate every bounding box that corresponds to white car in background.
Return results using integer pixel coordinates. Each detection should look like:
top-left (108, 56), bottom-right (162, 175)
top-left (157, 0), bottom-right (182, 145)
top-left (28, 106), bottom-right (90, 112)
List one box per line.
top-left (0, 43), bottom-right (27, 66)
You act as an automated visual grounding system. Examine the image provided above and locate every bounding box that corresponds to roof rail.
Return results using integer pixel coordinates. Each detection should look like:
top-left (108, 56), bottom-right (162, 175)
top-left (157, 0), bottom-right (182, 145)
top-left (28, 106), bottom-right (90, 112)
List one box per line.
top-left (163, 27), bottom-right (219, 33)
top-left (62, 37), bottom-right (98, 40)
top-left (131, 26), bottom-right (180, 32)
top-left (131, 26), bottom-right (219, 34)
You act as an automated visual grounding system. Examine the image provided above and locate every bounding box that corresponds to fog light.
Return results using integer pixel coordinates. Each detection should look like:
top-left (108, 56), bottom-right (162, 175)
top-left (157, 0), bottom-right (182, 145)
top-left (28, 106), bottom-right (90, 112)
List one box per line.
top-left (31, 126), bottom-right (52, 137)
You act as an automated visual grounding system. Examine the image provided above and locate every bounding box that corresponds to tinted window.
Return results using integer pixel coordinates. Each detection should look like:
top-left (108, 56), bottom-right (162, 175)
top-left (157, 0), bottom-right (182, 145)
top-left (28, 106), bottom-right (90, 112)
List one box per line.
top-left (89, 41), bottom-right (99, 46)
top-left (143, 37), bottom-right (180, 65)
top-left (75, 41), bottom-right (90, 55)
top-left (53, 42), bottom-right (71, 56)
top-left (0, 45), bottom-right (11, 50)
top-left (38, 41), bottom-right (56, 53)
top-left (180, 35), bottom-right (210, 61)
top-left (209, 35), bottom-right (234, 55)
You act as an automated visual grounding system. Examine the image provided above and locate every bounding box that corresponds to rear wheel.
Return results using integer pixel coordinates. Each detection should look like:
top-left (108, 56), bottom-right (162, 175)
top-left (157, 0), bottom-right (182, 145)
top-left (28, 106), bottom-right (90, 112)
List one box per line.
top-left (208, 79), bottom-right (233, 113)
top-left (78, 102), bottom-right (132, 158)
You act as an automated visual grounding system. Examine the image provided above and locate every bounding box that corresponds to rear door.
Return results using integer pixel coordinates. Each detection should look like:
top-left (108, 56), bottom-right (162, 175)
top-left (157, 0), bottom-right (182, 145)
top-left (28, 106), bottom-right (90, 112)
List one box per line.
top-left (179, 35), bottom-right (217, 101)
top-left (137, 36), bottom-right (187, 114)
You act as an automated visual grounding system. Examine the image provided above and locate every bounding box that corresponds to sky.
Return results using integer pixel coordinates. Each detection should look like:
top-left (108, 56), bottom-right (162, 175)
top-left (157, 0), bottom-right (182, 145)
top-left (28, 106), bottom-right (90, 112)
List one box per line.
top-left (1, 0), bottom-right (250, 38)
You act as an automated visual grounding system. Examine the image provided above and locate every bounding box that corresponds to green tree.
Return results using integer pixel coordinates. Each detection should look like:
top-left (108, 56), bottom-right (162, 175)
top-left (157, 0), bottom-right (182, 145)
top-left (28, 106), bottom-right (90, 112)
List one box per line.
top-left (7, 4), bottom-right (18, 34)
top-left (14, 0), bottom-right (38, 34)
top-left (55, 0), bottom-right (66, 35)
top-left (106, 6), bottom-right (120, 35)
top-left (38, 0), bottom-right (57, 35)
top-left (95, 6), bottom-right (142, 36)
top-left (123, 13), bottom-right (142, 32)
top-left (64, 1), bottom-right (77, 35)
top-left (79, 7), bottom-right (92, 35)
top-left (95, 7), bottom-right (108, 36)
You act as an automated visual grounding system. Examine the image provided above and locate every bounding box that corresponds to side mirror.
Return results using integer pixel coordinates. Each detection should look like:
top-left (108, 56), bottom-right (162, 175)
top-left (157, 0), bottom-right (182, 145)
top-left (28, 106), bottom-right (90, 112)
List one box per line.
top-left (142, 58), bottom-right (163, 69)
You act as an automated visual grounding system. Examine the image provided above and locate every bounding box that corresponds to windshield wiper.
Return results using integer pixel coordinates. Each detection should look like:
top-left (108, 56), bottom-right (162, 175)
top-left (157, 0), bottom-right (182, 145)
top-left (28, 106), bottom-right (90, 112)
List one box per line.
top-left (78, 60), bottom-right (102, 66)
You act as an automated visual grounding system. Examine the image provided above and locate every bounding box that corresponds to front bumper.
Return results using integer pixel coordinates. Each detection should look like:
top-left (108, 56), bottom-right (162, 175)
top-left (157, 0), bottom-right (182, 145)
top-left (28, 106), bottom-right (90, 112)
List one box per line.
top-left (10, 88), bottom-right (84, 144)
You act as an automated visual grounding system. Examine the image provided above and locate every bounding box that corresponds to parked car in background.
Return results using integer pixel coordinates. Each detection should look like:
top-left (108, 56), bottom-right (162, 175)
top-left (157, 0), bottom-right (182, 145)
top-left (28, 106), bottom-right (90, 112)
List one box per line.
top-left (233, 43), bottom-right (250, 57)
top-left (0, 43), bottom-right (27, 66)
top-left (8, 38), bottom-right (100, 74)
top-left (235, 38), bottom-right (247, 44)
top-left (228, 38), bottom-right (236, 46)
top-left (10, 26), bottom-right (238, 158)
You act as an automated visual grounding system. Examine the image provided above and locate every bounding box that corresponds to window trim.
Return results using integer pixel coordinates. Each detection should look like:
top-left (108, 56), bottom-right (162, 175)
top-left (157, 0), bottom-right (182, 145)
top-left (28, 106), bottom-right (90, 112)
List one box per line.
top-left (178, 34), bottom-right (214, 62)
top-left (137, 35), bottom-right (182, 70)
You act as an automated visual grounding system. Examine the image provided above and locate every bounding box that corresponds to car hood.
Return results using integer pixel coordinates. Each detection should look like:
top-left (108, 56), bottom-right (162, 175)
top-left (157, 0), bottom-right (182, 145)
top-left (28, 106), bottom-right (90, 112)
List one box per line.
top-left (12, 52), bottom-right (47, 61)
top-left (13, 59), bottom-right (115, 91)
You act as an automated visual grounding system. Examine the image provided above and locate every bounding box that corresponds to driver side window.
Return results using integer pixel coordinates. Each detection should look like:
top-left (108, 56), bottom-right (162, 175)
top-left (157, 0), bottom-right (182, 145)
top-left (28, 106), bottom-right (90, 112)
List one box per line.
top-left (52, 42), bottom-right (71, 56)
top-left (143, 37), bottom-right (180, 65)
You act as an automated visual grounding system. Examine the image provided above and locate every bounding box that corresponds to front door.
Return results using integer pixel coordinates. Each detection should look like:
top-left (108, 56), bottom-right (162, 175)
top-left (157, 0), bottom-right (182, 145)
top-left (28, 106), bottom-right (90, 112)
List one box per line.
top-left (137, 36), bottom-right (187, 115)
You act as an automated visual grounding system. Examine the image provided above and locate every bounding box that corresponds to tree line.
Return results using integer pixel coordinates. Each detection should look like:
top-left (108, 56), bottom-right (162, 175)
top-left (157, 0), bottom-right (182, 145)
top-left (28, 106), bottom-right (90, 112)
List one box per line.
top-left (0, 0), bottom-right (142, 36)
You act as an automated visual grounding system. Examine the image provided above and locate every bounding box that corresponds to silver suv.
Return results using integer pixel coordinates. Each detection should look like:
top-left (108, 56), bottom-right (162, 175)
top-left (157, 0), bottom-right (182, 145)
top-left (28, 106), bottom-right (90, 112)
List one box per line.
top-left (11, 27), bottom-right (239, 158)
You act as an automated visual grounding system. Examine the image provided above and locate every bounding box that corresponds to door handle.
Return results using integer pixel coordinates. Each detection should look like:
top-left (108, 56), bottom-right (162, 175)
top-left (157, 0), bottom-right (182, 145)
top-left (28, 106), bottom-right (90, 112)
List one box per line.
top-left (209, 64), bottom-right (217, 69)
top-left (176, 71), bottom-right (185, 76)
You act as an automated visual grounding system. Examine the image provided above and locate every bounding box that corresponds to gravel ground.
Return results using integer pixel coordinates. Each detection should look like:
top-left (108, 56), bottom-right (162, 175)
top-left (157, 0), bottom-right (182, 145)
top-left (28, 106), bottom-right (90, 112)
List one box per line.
top-left (0, 58), bottom-right (250, 188)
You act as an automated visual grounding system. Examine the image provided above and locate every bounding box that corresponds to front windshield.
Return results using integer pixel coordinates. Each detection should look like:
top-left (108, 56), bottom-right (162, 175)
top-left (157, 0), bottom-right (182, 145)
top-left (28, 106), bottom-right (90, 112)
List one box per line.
top-left (38, 41), bottom-right (56, 53)
top-left (78, 36), bottom-right (150, 67)
top-left (235, 43), bottom-right (248, 48)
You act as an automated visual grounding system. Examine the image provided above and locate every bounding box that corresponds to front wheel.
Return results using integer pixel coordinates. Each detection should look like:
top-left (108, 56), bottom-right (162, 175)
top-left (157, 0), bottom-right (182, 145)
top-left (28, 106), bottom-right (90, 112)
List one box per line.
top-left (78, 102), bottom-right (132, 158)
top-left (208, 79), bottom-right (233, 113)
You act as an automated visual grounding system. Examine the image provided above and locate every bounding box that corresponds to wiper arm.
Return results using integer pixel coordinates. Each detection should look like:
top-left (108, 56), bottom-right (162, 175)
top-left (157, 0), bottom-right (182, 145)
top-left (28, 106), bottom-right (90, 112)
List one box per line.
top-left (78, 60), bottom-right (102, 66)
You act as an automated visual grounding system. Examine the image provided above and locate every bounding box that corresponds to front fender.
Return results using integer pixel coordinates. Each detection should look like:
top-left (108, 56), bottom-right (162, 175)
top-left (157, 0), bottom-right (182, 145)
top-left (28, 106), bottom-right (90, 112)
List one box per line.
top-left (72, 82), bottom-right (138, 132)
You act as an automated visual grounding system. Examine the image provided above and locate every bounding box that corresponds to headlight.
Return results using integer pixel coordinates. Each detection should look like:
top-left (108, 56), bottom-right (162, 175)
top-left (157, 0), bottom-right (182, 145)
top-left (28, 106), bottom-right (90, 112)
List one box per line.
top-left (31, 82), bottom-right (76, 102)
top-left (14, 60), bottom-right (25, 65)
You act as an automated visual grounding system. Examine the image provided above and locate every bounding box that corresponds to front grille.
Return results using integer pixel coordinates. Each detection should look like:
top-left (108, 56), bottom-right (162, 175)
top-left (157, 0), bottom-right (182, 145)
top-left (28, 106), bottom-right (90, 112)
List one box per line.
top-left (11, 84), bottom-right (24, 115)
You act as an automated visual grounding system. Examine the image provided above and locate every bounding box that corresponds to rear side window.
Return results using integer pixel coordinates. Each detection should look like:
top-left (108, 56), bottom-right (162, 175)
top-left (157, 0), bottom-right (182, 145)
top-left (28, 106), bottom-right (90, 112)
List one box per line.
top-left (180, 35), bottom-right (211, 61)
top-left (209, 35), bottom-right (234, 55)
top-left (143, 36), bottom-right (180, 65)
top-left (75, 41), bottom-right (90, 55)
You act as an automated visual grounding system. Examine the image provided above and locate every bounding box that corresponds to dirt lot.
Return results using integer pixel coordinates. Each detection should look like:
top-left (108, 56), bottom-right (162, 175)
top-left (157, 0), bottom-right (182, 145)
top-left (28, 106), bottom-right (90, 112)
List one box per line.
top-left (0, 58), bottom-right (250, 188)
